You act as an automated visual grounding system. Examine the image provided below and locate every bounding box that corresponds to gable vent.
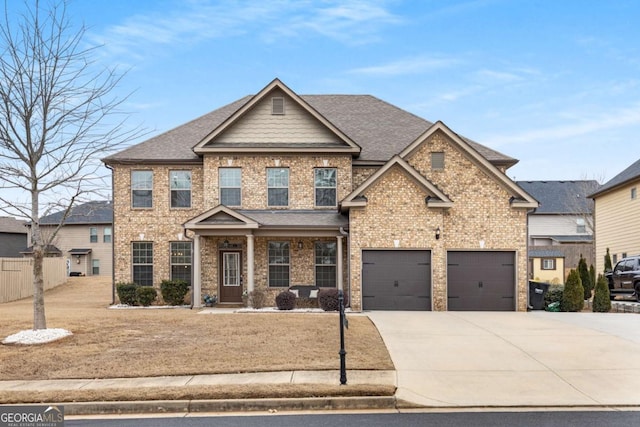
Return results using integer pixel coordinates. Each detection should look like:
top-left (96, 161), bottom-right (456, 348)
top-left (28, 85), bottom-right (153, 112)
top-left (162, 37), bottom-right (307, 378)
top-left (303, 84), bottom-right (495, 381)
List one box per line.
top-left (272, 97), bottom-right (285, 115)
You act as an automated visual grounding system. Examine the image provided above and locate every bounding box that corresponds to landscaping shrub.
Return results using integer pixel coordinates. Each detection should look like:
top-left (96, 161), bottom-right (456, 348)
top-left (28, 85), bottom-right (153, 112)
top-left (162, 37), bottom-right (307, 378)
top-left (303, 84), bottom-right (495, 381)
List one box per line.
top-left (160, 279), bottom-right (190, 306)
top-left (562, 269), bottom-right (584, 312)
top-left (604, 247), bottom-right (613, 272)
top-left (275, 291), bottom-right (296, 310)
top-left (592, 274), bottom-right (612, 313)
top-left (544, 285), bottom-right (564, 310)
top-left (318, 288), bottom-right (349, 311)
top-left (116, 282), bottom-right (138, 306)
top-left (136, 286), bottom-right (157, 306)
top-left (249, 288), bottom-right (267, 309)
top-left (578, 256), bottom-right (592, 300)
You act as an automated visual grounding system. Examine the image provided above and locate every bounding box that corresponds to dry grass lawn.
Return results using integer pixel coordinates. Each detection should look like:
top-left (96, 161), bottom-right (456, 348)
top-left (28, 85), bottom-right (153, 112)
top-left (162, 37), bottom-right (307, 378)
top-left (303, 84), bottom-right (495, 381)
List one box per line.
top-left (0, 277), bottom-right (395, 403)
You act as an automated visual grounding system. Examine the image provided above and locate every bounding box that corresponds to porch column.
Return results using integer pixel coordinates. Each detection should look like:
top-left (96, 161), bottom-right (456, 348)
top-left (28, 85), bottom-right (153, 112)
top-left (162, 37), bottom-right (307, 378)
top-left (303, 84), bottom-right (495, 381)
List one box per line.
top-left (246, 234), bottom-right (255, 294)
top-left (193, 234), bottom-right (202, 308)
top-left (337, 235), bottom-right (344, 291)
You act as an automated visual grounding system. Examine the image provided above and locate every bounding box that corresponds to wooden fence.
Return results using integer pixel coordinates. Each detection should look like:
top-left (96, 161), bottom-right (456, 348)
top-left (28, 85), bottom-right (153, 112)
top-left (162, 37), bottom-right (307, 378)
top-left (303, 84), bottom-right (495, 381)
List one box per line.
top-left (0, 257), bottom-right (67, 303)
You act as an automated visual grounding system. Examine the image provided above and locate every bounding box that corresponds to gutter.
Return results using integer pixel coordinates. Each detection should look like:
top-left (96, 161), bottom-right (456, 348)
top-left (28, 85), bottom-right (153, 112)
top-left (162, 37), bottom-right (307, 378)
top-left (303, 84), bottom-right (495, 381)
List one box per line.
top-left (104, 163), bottom-right (116, 306)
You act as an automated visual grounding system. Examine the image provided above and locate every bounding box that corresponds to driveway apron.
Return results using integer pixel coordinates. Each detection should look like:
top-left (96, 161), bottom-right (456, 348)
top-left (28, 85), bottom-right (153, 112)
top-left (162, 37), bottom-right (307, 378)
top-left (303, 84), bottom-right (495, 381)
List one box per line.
top-left (366, 311), bottom-right (640, 407)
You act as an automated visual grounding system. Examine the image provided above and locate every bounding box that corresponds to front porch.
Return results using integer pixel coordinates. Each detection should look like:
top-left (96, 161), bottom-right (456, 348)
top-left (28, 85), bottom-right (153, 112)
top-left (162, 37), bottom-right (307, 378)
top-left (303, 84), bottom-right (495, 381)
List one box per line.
top-left (184, 206), bottom-right (349, 307)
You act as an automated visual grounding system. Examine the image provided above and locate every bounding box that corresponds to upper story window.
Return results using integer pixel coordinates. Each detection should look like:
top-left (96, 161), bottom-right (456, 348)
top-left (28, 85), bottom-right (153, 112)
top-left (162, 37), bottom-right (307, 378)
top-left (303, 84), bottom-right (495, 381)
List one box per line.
top-left (315, 168), bottom-right (337, 207)
top-left (431, 152), bottom-right (445, 170)
top-left (131, 170), bottom-right (153, 208)
top-left (103, 227), bottom-right (112, 243)
top-left (632, 187), bottom-right (637, 200)
top-left (89, 227), bottom-right (98, 243)
top-left (219, 168), bottom-right (242, 206)
top-left (267, 168), bottom-right (289, 207)
top-left (576, 218), bottom-right (586, 233)
top-left (170, 171), bottom-right (191, 208)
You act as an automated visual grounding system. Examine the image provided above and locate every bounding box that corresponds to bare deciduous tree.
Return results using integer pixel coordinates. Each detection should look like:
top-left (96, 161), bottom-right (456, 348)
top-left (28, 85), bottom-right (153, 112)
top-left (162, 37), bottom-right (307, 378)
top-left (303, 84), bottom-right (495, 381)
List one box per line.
top-left (0, 0), bottom-right (140, 329)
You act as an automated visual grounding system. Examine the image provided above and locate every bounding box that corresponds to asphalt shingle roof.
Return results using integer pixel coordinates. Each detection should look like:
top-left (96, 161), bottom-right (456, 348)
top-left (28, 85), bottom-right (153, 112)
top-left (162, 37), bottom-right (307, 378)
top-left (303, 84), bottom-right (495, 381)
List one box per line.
top-left (104, 94), bottom-right (517, 166)
top-left (529, 249), bottom-right (565, 258)
top-left (0, 217), bottom-right (27, 234)
top-left (516, 181), bottom-right (599, 214)
top-left (590, 157), bottom-right (640, 198)
top-left (39, 201), bottom-right (113, 225)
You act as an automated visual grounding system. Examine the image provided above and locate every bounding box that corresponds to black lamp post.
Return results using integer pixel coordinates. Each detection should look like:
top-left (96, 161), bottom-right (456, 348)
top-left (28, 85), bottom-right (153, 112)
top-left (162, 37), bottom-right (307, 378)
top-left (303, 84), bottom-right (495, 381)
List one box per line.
top-left (339, 289), bottom-right (348, 385)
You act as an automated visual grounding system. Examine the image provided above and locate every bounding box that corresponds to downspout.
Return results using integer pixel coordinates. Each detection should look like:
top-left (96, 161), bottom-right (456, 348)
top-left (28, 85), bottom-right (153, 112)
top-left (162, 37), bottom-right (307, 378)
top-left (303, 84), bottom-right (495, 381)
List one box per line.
top-left (105, 163), bottom-right (116, 305)
top-left (340, 226), bottom-right (350, 307)
top-left (525, 206), bottom-right (536, 310)
top-left (183, 226), bottom-right (195, 309)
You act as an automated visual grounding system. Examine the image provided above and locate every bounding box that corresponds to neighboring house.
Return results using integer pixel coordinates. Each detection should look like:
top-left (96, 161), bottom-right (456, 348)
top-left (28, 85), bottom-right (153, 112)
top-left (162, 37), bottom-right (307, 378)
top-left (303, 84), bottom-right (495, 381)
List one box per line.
top-left (103, 79), bottom-right (537, 311)
top-left (0, 217), bottom-right (28, 257)
top-left (590, 158), bottom-right (640, 274)
top-left (36, 201), bottom-right (113, 276)
top-left (517, 180), bottom-right (599, 284)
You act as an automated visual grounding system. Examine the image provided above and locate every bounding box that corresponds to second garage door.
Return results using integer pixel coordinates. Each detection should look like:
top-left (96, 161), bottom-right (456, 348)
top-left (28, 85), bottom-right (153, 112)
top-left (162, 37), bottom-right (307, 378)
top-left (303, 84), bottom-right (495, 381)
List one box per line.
top-left (362, 250), bottom-right (431, 311)
top-left (447, 251), bottom-right (515, 311)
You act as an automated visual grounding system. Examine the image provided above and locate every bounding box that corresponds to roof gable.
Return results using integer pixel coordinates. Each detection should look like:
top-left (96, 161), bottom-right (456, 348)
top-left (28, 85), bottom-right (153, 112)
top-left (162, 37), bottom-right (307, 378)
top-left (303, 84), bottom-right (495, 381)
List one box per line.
top-left (183, 205), bottom-right (259, 230)
top-left (193, 79), bottom-right (360, 155)
top-left (401, 122), bottom-right (538, 209)
top-left (342, 155), bottom-right (453, 210)
top-left (590, 157), bottom-right (640, 198)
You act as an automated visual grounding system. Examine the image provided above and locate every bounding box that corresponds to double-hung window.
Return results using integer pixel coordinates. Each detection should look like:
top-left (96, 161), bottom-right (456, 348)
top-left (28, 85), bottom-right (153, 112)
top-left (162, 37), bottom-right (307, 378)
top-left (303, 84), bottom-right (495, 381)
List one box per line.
top-left (268, 241), bottom-right (290, 287)
top-left (132, 171), bottom-right (153, 208)
top-left (170, 242), bottom-right (192, 284)
top-left (103, 227), bottom-right (112, 243)
top-left (576, 218), bottom-right (586, 233)
top-left (315, 168), bottom-right (337, 207)
top-left (315, 242), bottom-right (337, 287)
top-left (89, 227), bottom-right (98, 243)
top-left (267, 168), bottom-right (289, 207)
top-left (132, 242), bottom-right (153, 286)
top-left (219, 168), bottom-right (242, 206)
top-left (541, 259), bottom-right (556, 270)
top-left (170, 171), bottom-right (191, 208)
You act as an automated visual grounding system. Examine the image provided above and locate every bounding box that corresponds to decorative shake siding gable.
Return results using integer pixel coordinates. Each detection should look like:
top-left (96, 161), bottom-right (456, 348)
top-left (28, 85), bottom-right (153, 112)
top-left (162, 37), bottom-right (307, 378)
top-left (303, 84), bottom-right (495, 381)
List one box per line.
top-left (214, 90), bottom-right (339, 144)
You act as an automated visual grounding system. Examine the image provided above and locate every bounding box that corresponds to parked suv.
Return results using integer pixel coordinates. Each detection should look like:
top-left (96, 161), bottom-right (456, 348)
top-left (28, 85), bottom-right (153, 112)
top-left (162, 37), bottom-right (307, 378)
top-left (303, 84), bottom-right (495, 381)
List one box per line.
top-left (605, 256), bottom-right (640, 302)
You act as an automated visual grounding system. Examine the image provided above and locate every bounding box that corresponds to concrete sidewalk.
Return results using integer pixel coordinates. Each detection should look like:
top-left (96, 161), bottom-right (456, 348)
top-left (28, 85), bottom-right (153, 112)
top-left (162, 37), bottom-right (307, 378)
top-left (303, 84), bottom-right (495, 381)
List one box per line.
top-left (367, 311), bottom-right (640, 408)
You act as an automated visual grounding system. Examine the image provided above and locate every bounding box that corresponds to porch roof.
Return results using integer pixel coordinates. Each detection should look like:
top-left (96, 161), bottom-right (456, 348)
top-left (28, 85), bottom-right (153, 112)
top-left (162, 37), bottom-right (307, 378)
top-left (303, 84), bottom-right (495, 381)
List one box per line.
top-left (238, 210), bottom-right (349, 229)
top-left (184, 206), bottom-right (348, 234)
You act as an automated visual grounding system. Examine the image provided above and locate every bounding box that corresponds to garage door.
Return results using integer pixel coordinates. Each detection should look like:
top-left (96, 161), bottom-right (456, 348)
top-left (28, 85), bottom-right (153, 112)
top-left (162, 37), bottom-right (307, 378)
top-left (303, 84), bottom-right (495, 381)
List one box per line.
top-left (447, 251), bottom-right (515, 311)
top-left (362, 250), bottom-right (431, 311)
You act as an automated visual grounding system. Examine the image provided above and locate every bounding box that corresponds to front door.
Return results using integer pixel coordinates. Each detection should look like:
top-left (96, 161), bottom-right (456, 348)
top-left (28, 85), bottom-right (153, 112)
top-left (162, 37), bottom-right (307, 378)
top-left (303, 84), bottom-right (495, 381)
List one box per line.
top-left (219, 251), bottom-right (242, 303)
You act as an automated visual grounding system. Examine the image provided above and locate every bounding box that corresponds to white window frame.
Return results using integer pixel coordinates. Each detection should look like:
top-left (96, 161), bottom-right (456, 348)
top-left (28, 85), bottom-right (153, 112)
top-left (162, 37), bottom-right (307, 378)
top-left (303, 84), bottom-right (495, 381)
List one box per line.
top-left (267, 168), bottom-right (289, 207)
top-left (314, 168), bottom-right (337, 207)
top-left (268, 241), bottom-right (290, 287)
top-left (219, 168), bottom-right (242, 206)
top-left (314, 241), bottom-right (337, 287)
top-left (170, 170), bottom-right (192, 209)
top-left (541, 258), bottom-right (556, 270)
top-left (131, 170), bottom-right (153, 208)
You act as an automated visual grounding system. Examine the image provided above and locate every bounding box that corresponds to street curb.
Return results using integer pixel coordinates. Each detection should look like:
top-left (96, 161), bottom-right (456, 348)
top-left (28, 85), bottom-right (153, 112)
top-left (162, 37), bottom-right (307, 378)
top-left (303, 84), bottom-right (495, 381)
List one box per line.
top-left (61, 396), bottom-right (398, 416)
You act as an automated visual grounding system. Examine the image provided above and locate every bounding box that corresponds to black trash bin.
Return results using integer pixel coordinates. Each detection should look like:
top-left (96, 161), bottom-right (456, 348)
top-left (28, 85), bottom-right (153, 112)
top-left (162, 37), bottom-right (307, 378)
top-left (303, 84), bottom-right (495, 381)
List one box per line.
top-left (529, 281), bottom-right (550, 310)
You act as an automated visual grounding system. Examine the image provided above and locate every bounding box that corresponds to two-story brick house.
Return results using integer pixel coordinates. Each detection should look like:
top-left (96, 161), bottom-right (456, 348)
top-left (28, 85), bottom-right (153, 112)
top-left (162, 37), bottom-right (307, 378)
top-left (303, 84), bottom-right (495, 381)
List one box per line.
top-left (103, 79), bottom-right (537, 311)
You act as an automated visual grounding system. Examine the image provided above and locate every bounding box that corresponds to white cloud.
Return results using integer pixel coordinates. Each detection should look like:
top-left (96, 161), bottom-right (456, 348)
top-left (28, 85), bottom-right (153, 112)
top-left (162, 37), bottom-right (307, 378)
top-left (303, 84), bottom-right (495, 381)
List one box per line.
top-left (486, 103), bottom-right (640, 146)
top-left (88, 0), bottom-right (400, 62)
top-left (348, 55), bottom-right (462, 76)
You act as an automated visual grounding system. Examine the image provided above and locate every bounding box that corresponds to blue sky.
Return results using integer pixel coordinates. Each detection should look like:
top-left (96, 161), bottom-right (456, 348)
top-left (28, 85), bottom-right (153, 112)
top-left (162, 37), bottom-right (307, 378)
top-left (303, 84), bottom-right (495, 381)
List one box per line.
top-left (16, 0), bottom-right (640, 183)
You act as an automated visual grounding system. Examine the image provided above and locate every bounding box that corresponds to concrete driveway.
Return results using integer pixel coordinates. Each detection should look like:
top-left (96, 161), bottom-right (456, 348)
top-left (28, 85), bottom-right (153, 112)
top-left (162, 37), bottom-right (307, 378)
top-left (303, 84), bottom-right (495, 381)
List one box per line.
top-left (367, 311), bottom-right (640, 408)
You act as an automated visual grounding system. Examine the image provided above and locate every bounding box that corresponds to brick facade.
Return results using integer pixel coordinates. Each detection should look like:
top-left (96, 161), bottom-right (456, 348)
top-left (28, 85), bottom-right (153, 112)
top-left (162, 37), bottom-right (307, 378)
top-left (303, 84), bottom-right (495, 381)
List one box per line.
top-left (106, 80), bottom-right (533, 311)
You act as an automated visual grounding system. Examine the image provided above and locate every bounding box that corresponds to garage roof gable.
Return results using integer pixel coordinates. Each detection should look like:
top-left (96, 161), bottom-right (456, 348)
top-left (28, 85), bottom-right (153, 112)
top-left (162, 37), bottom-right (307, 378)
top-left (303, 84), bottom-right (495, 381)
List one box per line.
top-left (341, 155), bottom-right (453, 210)
top-left (400, 121), bottom-right (538, 209)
